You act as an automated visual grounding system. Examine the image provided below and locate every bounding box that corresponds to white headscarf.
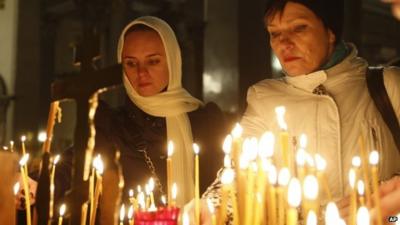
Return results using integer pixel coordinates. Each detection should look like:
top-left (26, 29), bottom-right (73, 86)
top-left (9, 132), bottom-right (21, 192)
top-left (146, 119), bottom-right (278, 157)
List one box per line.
top-left (117, 16), bottom-right (203, 205)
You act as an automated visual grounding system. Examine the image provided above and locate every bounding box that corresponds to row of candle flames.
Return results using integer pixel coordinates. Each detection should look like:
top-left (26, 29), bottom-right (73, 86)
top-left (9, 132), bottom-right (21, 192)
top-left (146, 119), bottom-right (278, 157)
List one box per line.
top-left (8, 106), bottom-right (396, 225)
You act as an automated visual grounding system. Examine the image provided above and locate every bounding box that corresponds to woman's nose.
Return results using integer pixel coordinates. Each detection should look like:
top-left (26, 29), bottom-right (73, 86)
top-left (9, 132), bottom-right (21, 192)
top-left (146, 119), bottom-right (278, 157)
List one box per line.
top-left (278, 33), bottom-right (294, 50)
top-left (137, 65), bottom-right (149, 77)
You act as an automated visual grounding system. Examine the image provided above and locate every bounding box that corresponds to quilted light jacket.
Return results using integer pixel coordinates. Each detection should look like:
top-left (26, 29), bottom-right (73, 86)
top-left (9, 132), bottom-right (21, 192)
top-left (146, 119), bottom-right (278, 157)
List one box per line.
top-left (241, 44), bottom-right (400, 201)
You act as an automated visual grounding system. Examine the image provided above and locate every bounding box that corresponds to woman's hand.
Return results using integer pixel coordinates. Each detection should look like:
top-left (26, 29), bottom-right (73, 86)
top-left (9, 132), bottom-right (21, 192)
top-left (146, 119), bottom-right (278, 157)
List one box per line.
top-left (372, 176), bottom-right (400, 224)
top-left (15, 174), bottom-right (38, 210)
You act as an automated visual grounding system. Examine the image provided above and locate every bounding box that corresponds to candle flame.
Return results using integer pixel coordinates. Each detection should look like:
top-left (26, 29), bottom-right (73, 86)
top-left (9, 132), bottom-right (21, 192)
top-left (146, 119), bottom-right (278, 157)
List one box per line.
top-left (303, 175), bottom-right (319, 200)
top-left (93, 154), bottom-right (104, 174)
top-left (167, 141), bottom-right (174, 157)
top-left (207, 198), bottom-right (215, 214)
top-left (315, 154), bottom-right (327, 171)
top-left (13, 182), bottom-right (20, 195)
top-left (352, 156), bottom-right (361, 168)
top-left (145, 184), bottom-right (150, 195)
top-left (357, 180), bottom-right (365, 196)
top-left (148, 177), bottom-right (155, 192)
top-left (3, 146), bottom-right (8, 151)
top-left (369, 150), bottom-right (379, 165)
top-left (128, 205), bottom-right (134, 219)
top-left (305, 153), bottom-right (315, 168)
top-left (53, 155), bottom-right (60, 165)
top-left (19, 154), bottom-right (30, 166)
top-left (306, 210), bottom-right (317, 225)
top-left (278, 167), bottom-right (291, 186)
top-left (224, 155), bottom-right (232, 168)
top-left (287, 178), bottom-right (301, 207)
top-left (193, 143), bottom-right (200, 155)
top-left (138, 192), bottom-right (146, 209)
top-left (119, 204), bottom-right (125, 221)
top-left (21, 135), bottom-right (26, 142)
top-left (258, 131), bottom-right (275, 158)
top-left (268, 165), bottom-right (278, 185)
top-left (349, 169), bottom-right (356, 189)
top-left (325, 202), bottom-right (340, 225)
top-left (137, 185), bottom-right (142, 193)
top-left (356, 206), bottom-right (370, 225)
top-left (221, 168), bottom-right (235, 185)
top-left (129, 189), bottom-right (134, 197)
top-left (59, 204), bottom-right (66, 216)
top-left (275, 106), bottom-right (288, 130)
top-left (172, 183), bottom-right (178, 200)
top-left (231, 123), bottom-right (243, 138)
top-left (183, 212), bottom-right (190, 225)
top-left (299, 134), bottom-right (308, 148)
top-left (161, 195), bottom-right (167, 205)
top-left (38, 131), bottom-right (47, 143)
top-left (222, 135), bottom-right (233, 154)
top-left (296, 148), bottom-right (307, 167)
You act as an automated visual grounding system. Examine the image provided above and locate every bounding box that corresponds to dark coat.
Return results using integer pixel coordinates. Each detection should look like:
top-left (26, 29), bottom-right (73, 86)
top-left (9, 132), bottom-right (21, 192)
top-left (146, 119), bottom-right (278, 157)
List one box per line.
top-left (55, 97), bottom-right (227, 202)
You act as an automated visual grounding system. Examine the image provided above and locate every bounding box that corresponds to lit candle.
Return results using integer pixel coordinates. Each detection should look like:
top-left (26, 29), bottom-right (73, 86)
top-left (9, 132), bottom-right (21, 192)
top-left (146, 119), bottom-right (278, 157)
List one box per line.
top-left (145, 184), bottom-right (151, 209)
top-left (167, 141), bottom-right (174, 206)
top-left (49, 155), bottom-right (60, 220)
top-left (193, 143), bottom-right (200, 225)
top-left (349, 168), bottom-right (357, 225)
top-left (21, 135), bottom-right (27, 155)
top-left (207, 198), bottom-right (216, 225)
top-left (19, 154), bottom-right (31, 225)
top-left (315, 154), bottom-right (332, 200)
top-left (119, 204), bottom-right (125, 225)
top-left (303, 175), bottom-right (319, 216)
top-left (148, 179), bottom-right (157, 212)
top-left (129, 189), bottom-right (137, 211)
top-left (287, 178), bottom-right (301, 225)
top-left (161, 195), bottom-right (167, 206)
top-left (268, 165), bottom-right (277, 225)
top-left (356, 206), bottom-right (370, 225)
top-left (358, 136), bottom-right (372, 206)
top-left (128, 205), bottom-right (134, 225)
top-left (137, 191), bottom-right (146, 211)
top-left (258, 131), bottom-right (275, 159)
top-left (231, 123), bottom-right (243, 165)
top-left (244, 138), bottom-right (258, 225)
top-left (306, 210), bottom-right (317, 225)
top-left (369, 150), bottom-right (383, 225)
top-left (275, 106), bottom-right (289, 168)
top-left (171, 183), bottom-right (177, 207)
top-left (10, 140), bottom-right (14, 152)
top-left (218, 168), bottom-right (235, 225)
top-left (357, 180), bottom-right (365, 206)
top-left (90, 154), bottom-right (104, 225)
top-left (58, 204), bottom-right (66, 225)
top-left (223, 135), bottom-right (233, 156)
top-left (277, 168), bottom-right (291, 225)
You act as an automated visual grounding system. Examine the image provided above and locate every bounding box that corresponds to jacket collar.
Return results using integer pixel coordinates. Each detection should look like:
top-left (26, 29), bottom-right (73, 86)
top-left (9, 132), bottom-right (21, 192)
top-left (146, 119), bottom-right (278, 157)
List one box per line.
top-left (284, 70), bottom-right (328, 93)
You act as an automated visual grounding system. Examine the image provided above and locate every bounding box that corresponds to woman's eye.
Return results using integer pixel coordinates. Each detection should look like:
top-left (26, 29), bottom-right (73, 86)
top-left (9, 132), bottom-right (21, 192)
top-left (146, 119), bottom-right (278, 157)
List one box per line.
top-left (293, 25), bottom-right (307, 32)
top-left (269, 31), bottom-right (281, 39)
top-left (124, 60), bottom-right (137, 68)
top-left (148, 58), bottom-right (160, 65)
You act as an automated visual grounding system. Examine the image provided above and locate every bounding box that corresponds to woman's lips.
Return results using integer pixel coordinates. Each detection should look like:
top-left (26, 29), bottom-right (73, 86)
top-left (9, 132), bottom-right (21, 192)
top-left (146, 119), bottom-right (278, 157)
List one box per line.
top-left (283, 56), bottom-right (301, 63)
top-left (139, 82), bottom-right (151, 87)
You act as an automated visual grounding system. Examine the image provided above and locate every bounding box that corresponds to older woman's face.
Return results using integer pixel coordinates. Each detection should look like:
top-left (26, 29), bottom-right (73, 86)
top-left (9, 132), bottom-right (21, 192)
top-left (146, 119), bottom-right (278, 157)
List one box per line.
top-left (266, 2), bottom-right (335, 76)
top-left (122, 30), bottom-right (169, 97)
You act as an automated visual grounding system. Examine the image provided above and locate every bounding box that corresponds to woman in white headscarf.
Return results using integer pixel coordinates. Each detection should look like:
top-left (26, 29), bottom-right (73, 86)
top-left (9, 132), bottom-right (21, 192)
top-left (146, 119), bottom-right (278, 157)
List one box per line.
top-left (90, 16), bottom-right (227, 206)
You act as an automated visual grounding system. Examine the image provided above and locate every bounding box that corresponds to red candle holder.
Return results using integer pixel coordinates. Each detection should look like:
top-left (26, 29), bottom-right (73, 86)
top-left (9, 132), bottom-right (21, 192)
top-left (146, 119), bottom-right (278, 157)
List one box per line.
top-left (134, 207), bottom-right (180, 225)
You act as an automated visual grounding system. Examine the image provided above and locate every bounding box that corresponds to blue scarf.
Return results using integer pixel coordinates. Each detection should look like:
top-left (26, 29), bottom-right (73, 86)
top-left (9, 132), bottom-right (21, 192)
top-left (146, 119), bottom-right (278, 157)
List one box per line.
top-left (321, 41), bottom-right (349, 70)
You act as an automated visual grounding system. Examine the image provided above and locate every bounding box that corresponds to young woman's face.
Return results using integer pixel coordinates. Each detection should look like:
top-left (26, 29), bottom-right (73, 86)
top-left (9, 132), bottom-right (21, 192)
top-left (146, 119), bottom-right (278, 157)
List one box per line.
top-left (266, 2), bottom-right (336, 76)
top-left (122, 30), bottom-right (169, 97)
